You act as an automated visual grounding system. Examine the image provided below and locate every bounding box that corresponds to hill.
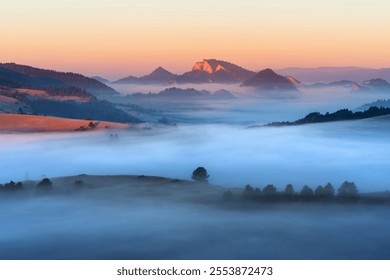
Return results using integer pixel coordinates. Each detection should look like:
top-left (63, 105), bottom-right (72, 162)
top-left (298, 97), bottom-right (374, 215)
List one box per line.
top-left (264, 106), bottom-right (390, 127)
top-left (241, 68), bottom-right (298, 92)
top-left (0, 114), bottom-right (129, 133)
top-left (0, 86), bottom-right (140, 123)
top-left (0, 63), bottom-right (118, 96)
top-left (91, 76), bottom-right (110, 84)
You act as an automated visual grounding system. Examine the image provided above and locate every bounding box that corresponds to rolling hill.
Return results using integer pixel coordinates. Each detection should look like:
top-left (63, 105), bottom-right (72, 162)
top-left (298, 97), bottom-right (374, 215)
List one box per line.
top-left (0, 63), bottom-right (119, 96)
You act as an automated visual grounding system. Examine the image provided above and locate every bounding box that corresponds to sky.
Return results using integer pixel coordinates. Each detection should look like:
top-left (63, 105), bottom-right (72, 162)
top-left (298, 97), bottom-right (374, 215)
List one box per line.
top-left (1, 0), bottom-right (390, 79)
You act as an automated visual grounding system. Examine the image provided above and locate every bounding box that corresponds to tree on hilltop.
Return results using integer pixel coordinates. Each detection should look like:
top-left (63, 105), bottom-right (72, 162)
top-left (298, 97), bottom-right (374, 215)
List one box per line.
top-left (191, 167), bottom-right (209, 183)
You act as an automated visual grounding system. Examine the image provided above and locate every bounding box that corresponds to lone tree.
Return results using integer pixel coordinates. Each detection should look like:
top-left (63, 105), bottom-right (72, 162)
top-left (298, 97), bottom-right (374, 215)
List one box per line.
top-left (191, 167), bottom-right (209, 182)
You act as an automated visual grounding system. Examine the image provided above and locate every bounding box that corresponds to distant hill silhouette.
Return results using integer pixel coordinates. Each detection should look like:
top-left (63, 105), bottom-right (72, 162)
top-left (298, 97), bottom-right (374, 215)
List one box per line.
top-left (276, 67), bottom-right (390, 83)
top-left (140, 67), bottom-right (178, 84)
top-left (0, 63), bottom-right (118, 96)
top-left (358, 99), bottom-right (390, 111)
top-left (113, 67), bottom-right (178, 84)
top-left (128, 87), bottom-right (236, 100)
top-left (307, 78), bottom-right (390, 93)
top-left (360, 78), bottom-right (390, 92)
top-left (241, 68), bottom-right (298, 92)
top-left (307, 80), bottom-right (356, 89)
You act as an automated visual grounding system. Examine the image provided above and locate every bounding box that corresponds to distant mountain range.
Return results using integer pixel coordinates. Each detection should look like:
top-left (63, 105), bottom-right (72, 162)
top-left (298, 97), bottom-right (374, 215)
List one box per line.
top-left (276, 67), bottom-right (390, 83)
top-left (113, 59), bottom-right (255, 84)
top-left (113, 59), bottom-right (390, 94)
top-left (306, 78), bottom-right (390, 93)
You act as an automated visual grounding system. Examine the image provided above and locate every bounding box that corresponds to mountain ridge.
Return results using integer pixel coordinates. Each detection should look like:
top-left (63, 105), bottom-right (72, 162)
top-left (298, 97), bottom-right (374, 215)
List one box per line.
top-left (276, 67), bottom-right (390, 83)
top-left (113, 67), bottom-right (177, 84)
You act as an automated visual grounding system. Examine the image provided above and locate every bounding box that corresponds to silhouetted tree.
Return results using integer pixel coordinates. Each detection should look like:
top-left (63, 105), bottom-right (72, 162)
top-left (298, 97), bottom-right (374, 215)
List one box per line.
top-left (315, 185), bottom-right (324, 196)
top-left (284, 184), bottom-right (294, 195)
top-left (37, 178), bottom-right (53, 192)
top-left (4, 181), bottom-right (16, 191)
top-left (338, 181), bottom-right (358, 198)
top-left (263, 184), bottom-right (277, 195)
top-left (191, 167), bottom-right (209, 182)
top-left (244, 184), bottom-right (254, 193)
top-left (2, 181), bottom-right (23, 192)
top-left (242, 184), bottom-right (255, 199)
top-left (323, 183), bottom-right (335, 198)
top-left (300, 185), bottom-right (314, 198)
top-left (15, 182), bottom-right (23, 190)
top-left (254, 187), bottom-right (262, 196)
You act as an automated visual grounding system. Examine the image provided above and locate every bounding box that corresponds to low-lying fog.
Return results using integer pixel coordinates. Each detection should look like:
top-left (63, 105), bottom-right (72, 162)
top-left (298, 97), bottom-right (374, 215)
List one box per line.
top-left (2, 85), bottom-right (390, 191)
top-left (110, 83), bottom-right (390, 125)
top-left (2, 86), bottom-right (390, 260)
top-left (1, 118), bottom-right (390, 192)
top-left (1, 195), bottom-right (389, 259)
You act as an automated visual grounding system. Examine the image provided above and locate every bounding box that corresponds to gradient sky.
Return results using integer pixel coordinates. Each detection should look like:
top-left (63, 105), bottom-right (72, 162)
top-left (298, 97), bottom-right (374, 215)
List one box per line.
top-left (1, 0), bottom-right (390, 78)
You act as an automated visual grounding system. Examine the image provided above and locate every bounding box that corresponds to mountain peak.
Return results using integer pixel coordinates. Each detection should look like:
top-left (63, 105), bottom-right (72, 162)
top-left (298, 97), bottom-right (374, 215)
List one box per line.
top-left (113, 66), bottom-right (177, 84)
top-left (144, 67), bottom-right (176, 80)
top-left (172, 58), bottom-right (255, 83)
top-left (257, 68), bottom-right (277, 76)
top-left (152, 66), bottom-right (170, 74)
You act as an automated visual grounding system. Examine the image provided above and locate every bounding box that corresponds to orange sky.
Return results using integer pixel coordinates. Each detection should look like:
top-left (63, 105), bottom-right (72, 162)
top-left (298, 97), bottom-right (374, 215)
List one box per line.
top-left (1, 0), bottom-right (389, 79)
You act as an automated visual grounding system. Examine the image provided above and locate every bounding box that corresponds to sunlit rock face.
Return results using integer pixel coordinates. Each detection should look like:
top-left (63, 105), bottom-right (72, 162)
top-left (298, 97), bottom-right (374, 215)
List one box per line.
top-left (192, 60), bottom-right (227, 74)
top-left (192, 60), bottom-right (214, 74)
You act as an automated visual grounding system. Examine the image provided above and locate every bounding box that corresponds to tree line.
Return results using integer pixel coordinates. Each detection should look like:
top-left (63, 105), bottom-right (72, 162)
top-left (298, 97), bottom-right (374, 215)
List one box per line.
top-left (223, 181), bottom-right (361, 202)
top-left (266, 106), bottom-right (390, 127)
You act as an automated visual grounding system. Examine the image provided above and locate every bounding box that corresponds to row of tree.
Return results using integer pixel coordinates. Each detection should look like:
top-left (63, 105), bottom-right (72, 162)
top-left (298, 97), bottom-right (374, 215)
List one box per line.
top-left (223, 181), bottom-right (359, 202)
top-left (0, 181), bottom-right (24, 192)
top-left (0, 178), bottom-right (54, 194)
